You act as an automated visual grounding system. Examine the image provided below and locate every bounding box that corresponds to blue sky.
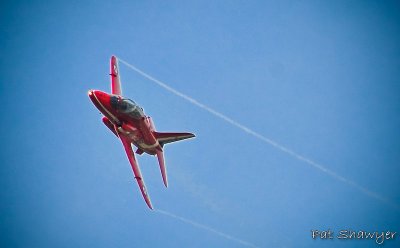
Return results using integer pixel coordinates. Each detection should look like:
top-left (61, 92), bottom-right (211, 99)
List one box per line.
top-left (1, 1), bottom-right (399, 247)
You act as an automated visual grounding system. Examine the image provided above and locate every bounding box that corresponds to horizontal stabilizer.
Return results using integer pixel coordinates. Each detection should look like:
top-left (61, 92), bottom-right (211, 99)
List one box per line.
top-left (156, 150), bottom-right (168, 187)
top-left (154, 132), bottom-right (195, 147)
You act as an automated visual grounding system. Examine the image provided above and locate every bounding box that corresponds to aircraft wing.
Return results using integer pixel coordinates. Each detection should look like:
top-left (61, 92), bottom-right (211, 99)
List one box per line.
top-left (110, 55), bottom-right (122, 95)
top-left (119, 135), bottom-right (153, 209)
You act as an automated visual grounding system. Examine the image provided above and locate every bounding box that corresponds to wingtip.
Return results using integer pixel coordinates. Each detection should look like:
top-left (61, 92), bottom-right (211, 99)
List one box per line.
top-left (146, 199), bottom-right (154, 210)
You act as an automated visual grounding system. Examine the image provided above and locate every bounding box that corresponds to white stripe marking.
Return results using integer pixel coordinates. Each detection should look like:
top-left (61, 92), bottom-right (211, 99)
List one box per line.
top-left (92, 91), bottom-right (120, 124)
top-left (118, 58), bottom-right (400, 211)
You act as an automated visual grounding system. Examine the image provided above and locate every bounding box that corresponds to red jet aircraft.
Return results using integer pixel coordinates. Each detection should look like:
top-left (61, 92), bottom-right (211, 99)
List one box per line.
top-left (88, 56), bottom-right (195, 209)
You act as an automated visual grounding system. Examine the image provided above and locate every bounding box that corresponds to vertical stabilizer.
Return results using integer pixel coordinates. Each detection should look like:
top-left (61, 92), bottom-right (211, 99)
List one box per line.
top-left (154, 132), bottom-right (195, 147)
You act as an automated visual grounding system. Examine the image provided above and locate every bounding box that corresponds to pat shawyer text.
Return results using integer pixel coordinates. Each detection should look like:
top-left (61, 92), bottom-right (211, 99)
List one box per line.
top-left (311, 229), bottom-right (397, 245)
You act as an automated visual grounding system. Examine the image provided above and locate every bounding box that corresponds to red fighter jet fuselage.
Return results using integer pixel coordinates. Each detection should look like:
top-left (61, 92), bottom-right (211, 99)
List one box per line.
top-left (88, 56), bottom-right (195, 209)
top-left (89, 90), bottom-right (160, 154)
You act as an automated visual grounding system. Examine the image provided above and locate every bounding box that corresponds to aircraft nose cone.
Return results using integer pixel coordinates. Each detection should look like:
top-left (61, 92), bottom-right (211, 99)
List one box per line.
top-left (88, 89), bottom-right (96, 102)
top-left (88, 90), bottom-right (112, 109)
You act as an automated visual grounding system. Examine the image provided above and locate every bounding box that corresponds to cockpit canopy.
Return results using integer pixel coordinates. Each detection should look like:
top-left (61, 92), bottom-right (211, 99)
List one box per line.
top-left (110, 95), bottom-right (144, 119)
top-left (119, 99), bottom-right (136, 113)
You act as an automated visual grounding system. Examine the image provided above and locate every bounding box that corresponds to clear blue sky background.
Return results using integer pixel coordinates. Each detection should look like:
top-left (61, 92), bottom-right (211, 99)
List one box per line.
top-left (1, 1), bottom-right (399, 247)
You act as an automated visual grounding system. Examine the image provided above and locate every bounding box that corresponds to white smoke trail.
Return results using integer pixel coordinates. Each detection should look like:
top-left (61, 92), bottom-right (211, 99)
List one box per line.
top-left (155, 209), bottom-right (260, 248)
top-left (118, 58), bottom-right (399, 210)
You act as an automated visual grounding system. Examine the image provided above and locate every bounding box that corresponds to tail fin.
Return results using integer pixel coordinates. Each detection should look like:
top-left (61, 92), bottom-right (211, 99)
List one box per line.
top-left (154, 132), bottom-right (194, 187)
top-left (154, 132), bottom-right (195, 147)
top-left (110, 55), bottom-right (122, 95)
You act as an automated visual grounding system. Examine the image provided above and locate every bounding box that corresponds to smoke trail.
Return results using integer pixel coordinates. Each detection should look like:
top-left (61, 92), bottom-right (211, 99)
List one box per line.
top-left (118, 58), bottom-right (399, 211)
top-left (155, 209), bottom-right (260, 248)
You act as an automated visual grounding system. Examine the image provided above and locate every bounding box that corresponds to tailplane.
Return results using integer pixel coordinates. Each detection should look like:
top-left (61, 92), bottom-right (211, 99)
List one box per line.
top-left (154, 132), bottom-right (195, 147)
top-left (154, 131), bottom-right (195, 188)
top-left (156, 150), bottom-right (168, 187)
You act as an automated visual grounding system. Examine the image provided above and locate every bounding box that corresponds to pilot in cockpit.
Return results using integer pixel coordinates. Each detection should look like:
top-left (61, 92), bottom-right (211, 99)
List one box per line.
top-left (110, 96), bottom-right (145, 119)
